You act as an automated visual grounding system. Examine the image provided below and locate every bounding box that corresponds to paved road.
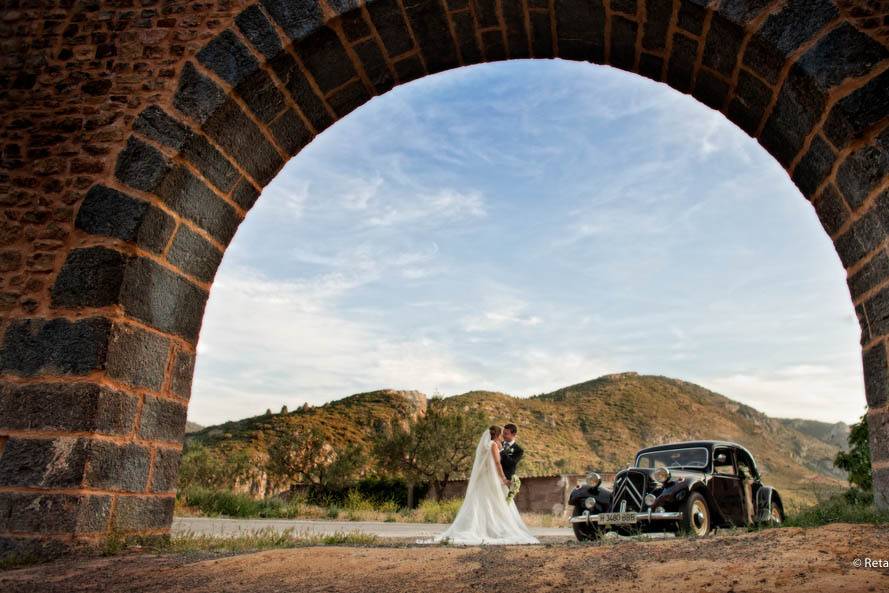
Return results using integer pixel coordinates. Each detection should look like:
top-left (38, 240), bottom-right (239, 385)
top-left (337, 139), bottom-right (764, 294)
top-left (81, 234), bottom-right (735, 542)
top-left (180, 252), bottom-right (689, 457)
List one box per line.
top-left (172, 517), bottom-right (573, 540)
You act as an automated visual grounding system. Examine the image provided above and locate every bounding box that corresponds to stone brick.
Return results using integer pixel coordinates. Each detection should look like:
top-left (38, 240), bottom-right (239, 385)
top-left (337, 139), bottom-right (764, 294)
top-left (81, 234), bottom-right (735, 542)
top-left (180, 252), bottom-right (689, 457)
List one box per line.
top-left (702, 16), bottom-right (743, 77)
top-left (139, 395), bottom-right (187, 442)
top-left (718, 0), bottom-right (775, 25)
top-left (726, 69), bottom-right (772, 136)
top-left (366, 0), bottom-right (415, 58)
top-left (849, 248), bottom-right (889, 300)
top-left (610, 0), bottom-right (636, 14)
top-left (173, 62), bottom-right (228, 126)
top-left (692, 69), bottom-right (729, 111)
top-left (327, 79), bottom-right (371, 118)
top-left (863, 342), bottom-right (889, 408)
top-left (834, 207), bottom-right (886, 268)
top-left (394, 54), bottom-right (425, 84)
top-left (50, 246), bottom-right (127, 308)
top-left (261, 0), bottom-right (324, 43)
top-left (555, 0), bottom-right (606, 63)
top-left (529, 11), bottom-right (554, 59)
top-left (236, 5), bottom-right (283, 60)
top-left (75, 185), bottom-right (175, 254)
top-left (823, 69), bottom-right (889, 149)
top-left (0, 493), bottom-right (110, 534)
top-left (742, 0), bottom-right (836, 84)
top-left (482, 30), bottom-right (506, 62)
top-left (353, 39), bottom-right (394, 94)
top-left (201, 97), bottom-right (284, 186)
top-left (297, 26), bottom-right (356, 93)
top-left (791, 135), bottom-right (837, 199)
top-left (119, 257), bottom-right (207, 343)
top-left (199, 29), bottom-right (262, 88)
top-left (474, 0), bottom-right (498, 28)
top-left (609, 16), bottom-right (637, 71)
top-left (0, 317), bottom-right (111, 376)
top-left (835, 132), bottom-right (889, 211)
top-left (0, 382), bottom-right (137, 435)
top-left (133, 106), bottom-right (190, 150)
top-left (339, 8), bottom-right (371, 41)
top-left (677, 0), bottom-right (706, 36)
top-left (451, 11), bottom-right (482, 65)
top-left (170, 348), bottom-right (195, 401)
top-left (151, 448), bottom-right (182, 492)
top-left (404, 0), bottom-right (460, 73)
top-left (84, 441), bottom-right (150, 492)
top-left (183, 142), bottom-right (239, 197)
top-left (0, 437), bottom-right (89, 488)
top-left (642, 0), bottom-right (672, 52)
top-left (106, 323), bottom-right (171, 391)
top-left (796, 23), bottom-right (888, 91)
top-left (760, 65), bottom-right (826, 167)
top-left (638, 53), bottom-right (664, 81)
top-left (666, 34), bottom-right (697, 94)
top-left (113, 495), bottom-right (175, 531)
top-left (114, 137), bottom-right (172, 194)
top-left (868, 408), bottom-right (889, 462)
top-left (166, 225), bottom-right (224, 283)
top-left (502, 0), bottom-right (529, 59)
top-left (269, 109), bottom-right (312, 156)
top-left (270, 51), bottom-right (333, 133)
top-left (155, 166), bottom-right (240, 245)
top-left (231, 178), bottom-right (260, 211)
top-left (875, 467), bottom-right (889, 509)
top-left (860, 282), bottom-right (889, 344)
top-left (237, 69), bottom-right (287, 124)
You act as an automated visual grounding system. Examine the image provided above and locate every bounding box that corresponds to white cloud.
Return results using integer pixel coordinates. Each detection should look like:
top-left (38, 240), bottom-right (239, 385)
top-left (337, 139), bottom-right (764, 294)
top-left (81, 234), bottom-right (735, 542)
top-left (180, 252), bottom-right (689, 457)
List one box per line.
top-left (366, 189), bottom-right (487, 227)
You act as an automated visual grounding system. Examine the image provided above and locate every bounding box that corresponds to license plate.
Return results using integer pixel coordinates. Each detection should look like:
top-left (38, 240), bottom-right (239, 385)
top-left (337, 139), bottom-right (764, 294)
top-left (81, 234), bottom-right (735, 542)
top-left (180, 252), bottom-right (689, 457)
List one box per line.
top-left (600, 512), bottom-right (637, 525)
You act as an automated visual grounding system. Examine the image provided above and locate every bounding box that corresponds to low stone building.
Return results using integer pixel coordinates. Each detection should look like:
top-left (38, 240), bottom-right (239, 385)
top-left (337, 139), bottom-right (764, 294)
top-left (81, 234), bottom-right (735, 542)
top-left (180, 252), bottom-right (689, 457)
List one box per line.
top-left (432, 473), bottom-right (616, 515)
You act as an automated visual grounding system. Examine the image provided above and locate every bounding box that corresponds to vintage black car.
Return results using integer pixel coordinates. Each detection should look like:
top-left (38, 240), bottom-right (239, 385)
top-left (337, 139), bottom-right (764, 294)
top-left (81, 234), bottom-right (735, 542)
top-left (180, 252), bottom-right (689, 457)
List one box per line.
top-left (568, 440), bottom-right (784, 540)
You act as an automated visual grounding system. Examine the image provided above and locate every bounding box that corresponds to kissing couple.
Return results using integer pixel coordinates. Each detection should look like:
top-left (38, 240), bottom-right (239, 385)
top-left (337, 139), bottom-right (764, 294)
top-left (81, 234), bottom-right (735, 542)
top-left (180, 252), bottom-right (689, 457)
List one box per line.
top-left (421, 423), bottom-right (540, 545)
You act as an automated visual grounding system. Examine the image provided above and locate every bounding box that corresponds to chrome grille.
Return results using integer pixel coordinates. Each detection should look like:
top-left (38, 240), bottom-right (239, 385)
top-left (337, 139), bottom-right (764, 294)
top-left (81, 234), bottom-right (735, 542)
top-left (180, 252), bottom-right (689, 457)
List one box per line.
top-left (609, 470), bottom-right (647, 512)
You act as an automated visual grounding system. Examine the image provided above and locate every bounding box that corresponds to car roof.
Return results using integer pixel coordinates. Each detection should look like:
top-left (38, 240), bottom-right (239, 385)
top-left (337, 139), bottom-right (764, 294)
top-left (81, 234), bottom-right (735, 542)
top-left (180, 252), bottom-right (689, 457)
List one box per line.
top-left (635, 440), bottom-right (755, 458)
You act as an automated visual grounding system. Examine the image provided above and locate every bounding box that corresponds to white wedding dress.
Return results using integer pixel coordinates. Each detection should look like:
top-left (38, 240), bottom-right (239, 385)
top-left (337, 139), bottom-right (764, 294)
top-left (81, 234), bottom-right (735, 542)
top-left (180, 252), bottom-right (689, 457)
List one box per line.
top-left (421, 430), bottom-right (540, 545)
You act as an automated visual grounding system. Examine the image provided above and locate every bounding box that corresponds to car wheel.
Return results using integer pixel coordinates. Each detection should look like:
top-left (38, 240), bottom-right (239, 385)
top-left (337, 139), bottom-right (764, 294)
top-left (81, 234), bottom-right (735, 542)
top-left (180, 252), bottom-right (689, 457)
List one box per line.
top-left (768, 501), bottom-right (783, 525)
top-left (681, 492), bottom-right (711, 536)
top-left (571, 506), bottom-right (603, 542)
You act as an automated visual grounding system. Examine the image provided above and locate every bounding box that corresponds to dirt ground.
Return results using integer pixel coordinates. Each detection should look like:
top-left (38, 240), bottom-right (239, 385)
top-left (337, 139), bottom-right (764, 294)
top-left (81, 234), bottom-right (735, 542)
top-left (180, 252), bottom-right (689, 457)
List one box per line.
top-left (4, 524), bottom-right (889, 593)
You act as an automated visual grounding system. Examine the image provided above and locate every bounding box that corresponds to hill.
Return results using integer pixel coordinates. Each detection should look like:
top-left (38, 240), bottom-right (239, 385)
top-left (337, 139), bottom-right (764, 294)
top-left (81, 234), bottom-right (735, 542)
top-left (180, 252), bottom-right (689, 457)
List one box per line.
top-left (776, 418), bottom-right (850, 452)
top-left (187, 373), bottom-right (848, 507)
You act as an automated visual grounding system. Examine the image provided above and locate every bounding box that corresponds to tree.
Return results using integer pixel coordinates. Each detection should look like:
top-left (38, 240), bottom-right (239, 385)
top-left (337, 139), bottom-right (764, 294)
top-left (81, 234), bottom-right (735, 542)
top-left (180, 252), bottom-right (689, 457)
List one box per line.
top-left (265, 427), bottom-right (329, 491)
top-left (834, 412), bottom-right (872, 492)
top-left (374, 401), bottom-right (486, 501)
top-left (280, 404), bottom-right (289, 415)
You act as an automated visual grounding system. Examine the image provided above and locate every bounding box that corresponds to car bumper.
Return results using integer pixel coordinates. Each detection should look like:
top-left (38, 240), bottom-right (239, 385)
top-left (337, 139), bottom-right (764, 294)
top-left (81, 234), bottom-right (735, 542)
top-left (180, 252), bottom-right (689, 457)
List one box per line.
top-left (569, 509), bottom-right (684, 525)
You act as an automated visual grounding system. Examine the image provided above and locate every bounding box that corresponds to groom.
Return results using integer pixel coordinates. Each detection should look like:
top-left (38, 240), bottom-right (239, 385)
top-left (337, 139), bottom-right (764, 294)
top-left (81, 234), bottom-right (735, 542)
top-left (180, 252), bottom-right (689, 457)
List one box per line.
top-left (500, 423), bottom-right (524, 481)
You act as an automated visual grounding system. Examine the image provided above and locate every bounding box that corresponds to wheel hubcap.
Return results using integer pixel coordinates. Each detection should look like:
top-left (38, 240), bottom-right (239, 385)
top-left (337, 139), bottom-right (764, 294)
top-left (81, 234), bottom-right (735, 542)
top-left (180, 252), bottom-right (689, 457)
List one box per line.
top-left (771, 506), bottom-right (781, 523)
top-left (691, 501), bottom-right (708, 535)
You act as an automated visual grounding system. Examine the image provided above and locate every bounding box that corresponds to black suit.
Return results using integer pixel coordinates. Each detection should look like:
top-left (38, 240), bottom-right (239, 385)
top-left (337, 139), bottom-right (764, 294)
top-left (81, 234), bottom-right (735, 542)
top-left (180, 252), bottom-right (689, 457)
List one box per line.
top-left (500, 441), bottom-right (524, 480)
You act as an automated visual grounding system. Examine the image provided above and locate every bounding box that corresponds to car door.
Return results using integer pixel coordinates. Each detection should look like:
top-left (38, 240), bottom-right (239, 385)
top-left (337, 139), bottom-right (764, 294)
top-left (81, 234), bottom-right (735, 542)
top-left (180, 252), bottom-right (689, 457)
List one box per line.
top-left (708, 447), bottom-right (746, 526)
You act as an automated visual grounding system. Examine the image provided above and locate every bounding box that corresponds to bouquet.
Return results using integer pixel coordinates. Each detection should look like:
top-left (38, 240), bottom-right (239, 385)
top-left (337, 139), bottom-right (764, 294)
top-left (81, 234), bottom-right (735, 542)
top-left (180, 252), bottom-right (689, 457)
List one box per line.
top-left (506, 476), bottom-right (521, 502)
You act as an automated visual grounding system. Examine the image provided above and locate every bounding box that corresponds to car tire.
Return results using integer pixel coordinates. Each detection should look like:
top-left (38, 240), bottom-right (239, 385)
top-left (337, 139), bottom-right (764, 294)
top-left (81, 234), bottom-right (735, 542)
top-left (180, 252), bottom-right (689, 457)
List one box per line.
top-left (680, 492), bottom-right (711, 537)
top-left (571, 506), bottom-right (603, 542)
top-left (768, 500), bottom-right (784, 525)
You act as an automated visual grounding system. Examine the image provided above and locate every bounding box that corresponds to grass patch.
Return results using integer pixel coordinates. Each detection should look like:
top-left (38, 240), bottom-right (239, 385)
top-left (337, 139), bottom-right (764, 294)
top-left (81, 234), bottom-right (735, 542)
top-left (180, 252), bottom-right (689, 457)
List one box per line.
top-left (782, 491), bottom-right (889, 528)
top-left (160, 528), bottom-right (379, 554)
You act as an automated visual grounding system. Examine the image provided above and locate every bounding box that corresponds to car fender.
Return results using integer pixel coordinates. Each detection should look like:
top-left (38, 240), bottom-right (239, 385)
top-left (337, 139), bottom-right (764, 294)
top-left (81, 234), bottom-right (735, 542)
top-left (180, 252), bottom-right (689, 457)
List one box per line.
top-left (568, 484), bottom-right (611, 508)
top-left (755, 486), bottom-right (783, 522)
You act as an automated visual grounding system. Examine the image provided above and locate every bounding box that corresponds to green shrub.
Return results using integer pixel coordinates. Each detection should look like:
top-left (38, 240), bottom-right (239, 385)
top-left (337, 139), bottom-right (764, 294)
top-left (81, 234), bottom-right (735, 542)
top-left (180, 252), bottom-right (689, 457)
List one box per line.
top-left (177, 487), bottom-right (303, 519)
top-left (415, 498), bottom-right (462, 523)
top-left (783, 492), bottom-right (889, 528)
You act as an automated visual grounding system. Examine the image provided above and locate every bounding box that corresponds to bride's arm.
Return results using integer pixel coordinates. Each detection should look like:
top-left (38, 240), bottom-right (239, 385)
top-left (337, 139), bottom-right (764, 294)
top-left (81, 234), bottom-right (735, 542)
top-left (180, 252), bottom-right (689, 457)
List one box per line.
top-left (491, 443), bottom-right (509, 484)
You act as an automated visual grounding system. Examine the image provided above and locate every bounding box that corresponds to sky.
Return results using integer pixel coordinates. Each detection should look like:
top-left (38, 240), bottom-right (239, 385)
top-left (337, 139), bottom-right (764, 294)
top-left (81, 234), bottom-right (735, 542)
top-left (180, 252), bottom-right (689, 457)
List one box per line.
top-left (189, 59), bottom-right (865, 427)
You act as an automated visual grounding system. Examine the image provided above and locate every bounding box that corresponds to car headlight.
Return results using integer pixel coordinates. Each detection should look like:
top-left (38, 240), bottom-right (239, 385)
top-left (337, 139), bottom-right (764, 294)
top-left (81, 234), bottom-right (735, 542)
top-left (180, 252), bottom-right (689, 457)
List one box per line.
top-left (644, 493), bottom-right (656, 507)
top-left (586, 472), bottom-right (601, 488)
top-left (584, 496), bottom-right (596, 510)
top-left (652, 466), bottom-right (671, 483)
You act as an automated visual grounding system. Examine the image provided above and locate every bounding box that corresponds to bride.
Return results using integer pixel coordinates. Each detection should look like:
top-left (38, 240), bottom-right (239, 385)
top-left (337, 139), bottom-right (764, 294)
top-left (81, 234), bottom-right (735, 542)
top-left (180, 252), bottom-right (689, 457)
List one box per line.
top-left (422, 425), bottom-right (540, 545)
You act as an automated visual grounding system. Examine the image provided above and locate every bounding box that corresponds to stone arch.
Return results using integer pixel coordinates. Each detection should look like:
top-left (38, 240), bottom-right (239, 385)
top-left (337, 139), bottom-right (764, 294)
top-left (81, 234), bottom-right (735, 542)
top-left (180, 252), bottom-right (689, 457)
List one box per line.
top-left (0, 0), bottom-right (887, 556)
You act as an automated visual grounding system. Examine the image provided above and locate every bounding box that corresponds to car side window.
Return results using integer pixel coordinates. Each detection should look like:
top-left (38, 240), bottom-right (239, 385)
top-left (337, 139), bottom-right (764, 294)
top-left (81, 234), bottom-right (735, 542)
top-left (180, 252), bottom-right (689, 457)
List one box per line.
top-left (713, 448), bottom-right (736, 475)
top-left (736, 450), bottom-right (757, 480)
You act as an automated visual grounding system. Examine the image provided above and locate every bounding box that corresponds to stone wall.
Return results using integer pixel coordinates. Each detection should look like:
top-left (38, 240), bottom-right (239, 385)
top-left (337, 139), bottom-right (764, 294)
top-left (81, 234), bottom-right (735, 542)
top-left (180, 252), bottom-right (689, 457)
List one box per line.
top-left (0, 0), bottom-right (887, 557)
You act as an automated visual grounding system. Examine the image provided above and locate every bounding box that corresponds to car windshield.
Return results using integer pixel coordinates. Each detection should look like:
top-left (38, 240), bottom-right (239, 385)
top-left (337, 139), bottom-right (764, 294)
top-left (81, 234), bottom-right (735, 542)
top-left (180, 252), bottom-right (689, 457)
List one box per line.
top-left (636, 447), bottom-right (709, 469)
